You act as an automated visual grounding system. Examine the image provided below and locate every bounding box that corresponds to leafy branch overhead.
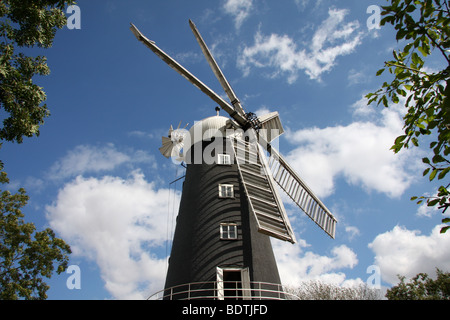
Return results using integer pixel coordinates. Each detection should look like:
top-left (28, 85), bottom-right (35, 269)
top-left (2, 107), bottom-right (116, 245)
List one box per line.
top-left (0, 0), bottom-right (75, 300)
top-left (0, 0), bottom-right (75, 144)
top-left (366, 0), bottom-right (450, 233)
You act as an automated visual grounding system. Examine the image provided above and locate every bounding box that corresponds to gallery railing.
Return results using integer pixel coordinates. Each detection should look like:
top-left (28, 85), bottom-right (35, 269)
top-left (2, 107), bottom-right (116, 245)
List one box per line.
top-left (147, 281), bottom-right (298, 300)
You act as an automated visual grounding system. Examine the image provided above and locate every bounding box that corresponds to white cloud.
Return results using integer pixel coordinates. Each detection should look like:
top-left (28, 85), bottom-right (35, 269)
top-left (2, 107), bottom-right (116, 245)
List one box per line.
top-left (128, 130), bottom-right (155, 140)
top-left (273, 239), bottom-right (359, 286)
top-left (254, 106), bottom-right (271, 117)
top-left (351, 94), bottom-right (377, 118)
top-left (347, 68), bottom-right (370, 86)
top-left (294, 0), bottom-right (324, 11)
top-left (345, 226), bottom-right (361, 241)
top-left (46, 171), bottom-right (180, 299)
top-left (282, 96), bottom-right (419, 199)
top-left (47, 144), bottom-right (155, 180)
top-left (223, 0), bottom-right (253, 29)
top-left (238, 8), bottom-right (363, 82)
top-left (369, 225), bottom-right (450, 285)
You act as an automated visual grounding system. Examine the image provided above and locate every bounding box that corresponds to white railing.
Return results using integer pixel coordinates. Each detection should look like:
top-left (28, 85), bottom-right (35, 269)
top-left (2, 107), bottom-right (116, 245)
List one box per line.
top-left (147, 281), bottom-right (299, 300)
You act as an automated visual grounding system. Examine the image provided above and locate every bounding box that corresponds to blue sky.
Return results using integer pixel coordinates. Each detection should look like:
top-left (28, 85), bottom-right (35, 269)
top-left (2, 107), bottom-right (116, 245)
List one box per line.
top-left (3, 0), bottom-right (450, 299)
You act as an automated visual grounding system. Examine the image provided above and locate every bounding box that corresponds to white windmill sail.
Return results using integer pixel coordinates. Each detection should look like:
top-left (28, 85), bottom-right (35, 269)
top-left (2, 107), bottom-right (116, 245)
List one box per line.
top-left (189, 20), bottom-right (246, 117)
top-left (231, 137), bottom-right (296, 243)
top-left (130, 23), bottom-right (247, 127)
top-left (267, 148), bottom-right (337, 238)
top-left (256, 112), bottom-right (285, 143)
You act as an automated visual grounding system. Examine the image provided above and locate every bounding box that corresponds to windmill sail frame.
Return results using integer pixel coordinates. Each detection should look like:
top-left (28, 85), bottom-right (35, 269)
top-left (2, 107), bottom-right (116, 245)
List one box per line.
top-left (231, 137), bottom-right (296, 243)
top-left (130, 23), bottom-right (248, 127)
top-left (267, 147), bottom-right (337, 238)
top-left (131, 20), bottom-right (338, 241)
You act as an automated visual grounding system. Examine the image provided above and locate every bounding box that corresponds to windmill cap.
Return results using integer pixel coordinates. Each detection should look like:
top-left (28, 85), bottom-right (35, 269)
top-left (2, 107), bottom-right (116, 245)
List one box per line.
top-left (184, 115), bottom-right (239, 149)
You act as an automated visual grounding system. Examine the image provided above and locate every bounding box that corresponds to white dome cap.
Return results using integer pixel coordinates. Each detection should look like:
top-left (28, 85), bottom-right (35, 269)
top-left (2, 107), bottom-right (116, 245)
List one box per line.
top-left (184, 115), bottom-right (238, 149)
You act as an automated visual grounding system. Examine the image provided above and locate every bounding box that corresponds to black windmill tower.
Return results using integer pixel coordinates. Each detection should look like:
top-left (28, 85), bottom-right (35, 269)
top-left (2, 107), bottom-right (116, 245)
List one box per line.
top-left (130, 21), bottom-right (337, 300)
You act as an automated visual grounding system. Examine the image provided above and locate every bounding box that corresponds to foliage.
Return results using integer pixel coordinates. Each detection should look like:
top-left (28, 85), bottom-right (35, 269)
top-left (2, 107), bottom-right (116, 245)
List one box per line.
top-left (0, 0), bottom-right (75, 144)
top-left (0, 0), bottom-right (74, 299)
top-left (0, 166), bottom-right (71, 300)
top-left (366, 0), bottom-right (450, 233)
top-left (386, 269), bottom-right (450, 299)
top-left (286, 280), bottom-right (383, 300)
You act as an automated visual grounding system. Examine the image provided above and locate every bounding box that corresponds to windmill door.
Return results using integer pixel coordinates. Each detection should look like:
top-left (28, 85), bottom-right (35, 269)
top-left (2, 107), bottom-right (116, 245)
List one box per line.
top-left (216, 267), bottom-right (251, 300)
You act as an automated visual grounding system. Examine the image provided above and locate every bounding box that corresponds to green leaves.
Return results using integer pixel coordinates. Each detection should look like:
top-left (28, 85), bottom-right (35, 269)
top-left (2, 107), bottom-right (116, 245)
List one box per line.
top-left (376, 68), bottom-right (385, 76)
top-left (411, 52), bottom-right (423, 67)
top-left (386, 269), bottom-right (450, 300)
top-left (366, 0), bottom-right (450, 233)
top-left (392, 135), bottom-right (407, 153)
top-left (429, 168), bottom-right (438, 181)
top-left (441, 218), bottom-right (450, 234)
top-left (0, 0), bottom-right (75, 144)
top-left (0, 1), bottom-right (74, 299)
top-left (0, 166), bottom-right (71, 300)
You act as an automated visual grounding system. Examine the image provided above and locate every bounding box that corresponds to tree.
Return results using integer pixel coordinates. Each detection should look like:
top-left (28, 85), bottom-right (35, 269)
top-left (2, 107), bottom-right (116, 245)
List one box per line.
top-left (0, 0), bottom-right (75, 143)
top-left (0, 0), bottom-right (75, 299)
top-left (0, 166), bottom-right (71, 299)
top-left (386, 269), bottom-right (450, 300)
top-left (286, 280), bottom-right (383, 300)
top-left (366, 0), bottom-right (450, 233)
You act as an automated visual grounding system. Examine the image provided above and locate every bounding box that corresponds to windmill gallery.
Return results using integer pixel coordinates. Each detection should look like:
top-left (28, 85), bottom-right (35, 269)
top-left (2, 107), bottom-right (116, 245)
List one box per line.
top-left (130, 20), bottom-right (337, 300)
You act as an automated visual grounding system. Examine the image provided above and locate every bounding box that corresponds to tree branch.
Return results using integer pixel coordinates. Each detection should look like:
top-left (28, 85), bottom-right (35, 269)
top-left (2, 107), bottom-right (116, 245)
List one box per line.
top-left (424, 29), bottom-right (450, 65)
top-left (385, 61), bottom-right (429, 75)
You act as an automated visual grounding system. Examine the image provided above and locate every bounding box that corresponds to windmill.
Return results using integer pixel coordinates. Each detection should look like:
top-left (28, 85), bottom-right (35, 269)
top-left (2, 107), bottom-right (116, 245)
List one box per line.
top-left (159, 121), bottom-right (189, 162)
top-left (130, 20), bottom-right (337, 300)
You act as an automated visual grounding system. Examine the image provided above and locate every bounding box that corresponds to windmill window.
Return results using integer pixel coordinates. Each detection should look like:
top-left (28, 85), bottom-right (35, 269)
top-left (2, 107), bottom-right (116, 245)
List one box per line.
top-left (217, 154), bottom-right (231, 165)
top-left (220, 223), bottom-right (238, 240)
top-left (218, 184), bottom-right (234, 198)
